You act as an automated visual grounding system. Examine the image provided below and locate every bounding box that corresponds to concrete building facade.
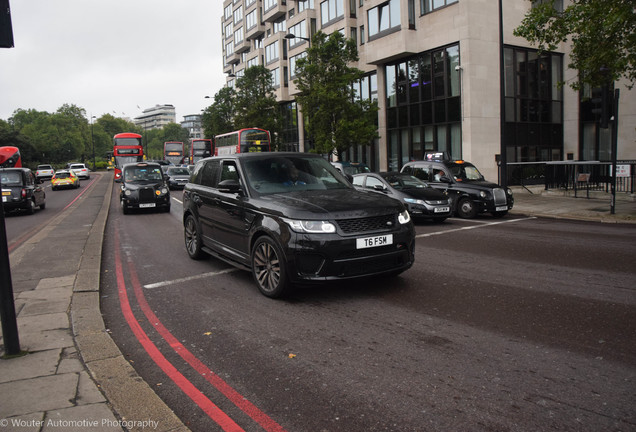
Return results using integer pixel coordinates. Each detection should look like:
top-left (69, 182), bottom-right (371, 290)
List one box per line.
top-left (221, 0), bottom-right (635, 182)
top-left (134, 104), bottom-right (177, 131)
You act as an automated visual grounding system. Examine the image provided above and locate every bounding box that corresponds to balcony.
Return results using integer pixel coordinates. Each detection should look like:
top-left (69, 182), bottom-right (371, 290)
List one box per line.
top-left (263, 1), bottom-right (286, 23)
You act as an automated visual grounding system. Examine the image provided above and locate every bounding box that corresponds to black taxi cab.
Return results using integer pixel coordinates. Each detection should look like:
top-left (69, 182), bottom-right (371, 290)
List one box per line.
top-left (120, 162), bottom-right (171, 214)
top-left (401, 153), bottom-right (513, 218)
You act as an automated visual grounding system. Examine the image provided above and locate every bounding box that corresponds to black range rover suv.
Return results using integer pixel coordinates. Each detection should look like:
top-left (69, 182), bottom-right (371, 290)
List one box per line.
top-left (183, 152), bottom-right (415, 298)
top-left (401, 155), bottom-right (513, 218)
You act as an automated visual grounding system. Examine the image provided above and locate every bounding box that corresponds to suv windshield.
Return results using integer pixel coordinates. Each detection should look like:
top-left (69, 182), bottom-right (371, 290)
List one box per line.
top-left (124, 166), bottom-right (163, 182)
top-left (0, 171), bottom-right (22, 186)
top-left (447, 163), bottom-right (484, 181)
top-left (244, 156), bottom-right (350, 195)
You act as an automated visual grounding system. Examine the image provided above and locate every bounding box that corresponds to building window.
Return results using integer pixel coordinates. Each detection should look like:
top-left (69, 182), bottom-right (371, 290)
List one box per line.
top-left (532, 0), bottom-right (563, 12)
top-left (246, 9), bottom-right (258, 30)
top-left (247, 56), bottom-right (260, 69)
top-left (224, 4), bottom-right (233, 20)
top-left (367, 0), bottom-right (400, 40)
top-left (321, 0), bottom-right (344, 27)
top-left (273, 17), bottom-right (287, 33)
top-left (299, 0), bottom-right (315, 12)
top-left (503, 46), bottom-right (563, 162)
top-left (288, 20), bottom-right (308, 47)
top-left (265, 0), bottom-right (278, 12)
top-left (289, 52), bottom-right (306, 78)
top-left (265, 41), bottom-right (279, 64)
top-left (225, 22), bottom-right (234, 39)
top-left (420, 0), bottom-right (457, 15)
top-left (271, 67), bottom-right (281, 87)
top-left (246, 0), bottom-right (256, 6)
top-left (234, 27), bottom-right (244, 45)
top-left (385, 44), bottom-right (462, 170)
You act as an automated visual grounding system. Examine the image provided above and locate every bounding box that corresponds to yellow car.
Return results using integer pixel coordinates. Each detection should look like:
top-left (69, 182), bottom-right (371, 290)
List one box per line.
top-left (51, 170), bottom-right (80, 190)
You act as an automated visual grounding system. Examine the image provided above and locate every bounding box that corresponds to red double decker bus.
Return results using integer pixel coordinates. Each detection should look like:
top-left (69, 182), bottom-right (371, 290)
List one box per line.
top-left (0, 146), bottom-right (22, 168)
top-left (164, 141), bottom-right (185, 165)
top-left (189, 139), bottom-right (213, 164)
top-left (113, 133), bottom-right (144, 181)
top-left (214, 128), bottom-right (271, 156)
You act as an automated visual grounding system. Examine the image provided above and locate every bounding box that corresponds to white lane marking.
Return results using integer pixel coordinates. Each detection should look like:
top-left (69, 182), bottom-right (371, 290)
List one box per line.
top-left (172, 197), bottom-right (183, 204)
top-left (416, 217), bottom-right (536, 238)
top-left (144, 268), bottom-right (238, 289)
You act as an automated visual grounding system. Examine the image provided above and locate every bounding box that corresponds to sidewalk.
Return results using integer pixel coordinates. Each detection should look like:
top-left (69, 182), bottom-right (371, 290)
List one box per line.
top-left (0, 177), bottom-right (634, 432)
top-left (0, 173), bottom-right (187, 432)
top-left (509, 186), bottom-right (636, 224)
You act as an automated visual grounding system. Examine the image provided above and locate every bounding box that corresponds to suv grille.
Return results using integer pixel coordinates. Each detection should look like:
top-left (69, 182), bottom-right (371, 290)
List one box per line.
top-left (336, 214), bottom-right (396, 235)
top-left (493, 188), bottom-right (507, 206)
top-left (139, 188), bottom-right (155, 203)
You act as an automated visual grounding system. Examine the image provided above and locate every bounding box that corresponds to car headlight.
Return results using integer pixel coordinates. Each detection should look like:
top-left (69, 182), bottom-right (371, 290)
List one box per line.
top-left (398, 210), bottom-right (411, 224)
top-left (283, 218), bottom-right (336, 233)
top-left (404, 198), bottom-right (425, 205)
top-left (156, 188), bottom-right (168, 195)
top-left (124, 190), bottom-right (131, 196)
top-left (479, 191), bottom-right (487, 198)
top-left (507, 188), bottom-right (513, 196)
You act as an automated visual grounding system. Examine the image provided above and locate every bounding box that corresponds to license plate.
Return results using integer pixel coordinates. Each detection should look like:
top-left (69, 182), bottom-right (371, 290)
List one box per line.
top-left (434, 206), bottom-right (450, 213)
top-left (356, 234), bottom-right (393, 249)
top-left (2, 196), bottom-right (7, 202)
top-left (495, 205), bottom-right (508, 212)
top-left (139, 203), bottom-right (156, 208)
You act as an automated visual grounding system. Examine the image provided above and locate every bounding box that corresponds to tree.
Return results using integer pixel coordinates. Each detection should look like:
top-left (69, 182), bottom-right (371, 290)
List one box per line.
top-left (234, 66), bottom-right (282, 147)
top-left (202, 86), bottom-right (235, 138)
top-left (514, 0), bottom-right (636, 90)
top-left (293, 31), bottom-right (379, 156)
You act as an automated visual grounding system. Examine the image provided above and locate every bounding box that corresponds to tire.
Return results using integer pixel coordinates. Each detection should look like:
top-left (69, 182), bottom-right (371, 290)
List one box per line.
top-left (121, 199), bottom-right (130, 215)
top-left (39, 202), bottom-right (46, 210)
top-left (457, 197), bottom-right (477, 219)
top-left (26, 199), bottom-right (35, 215)
top-left (251, 236), bottom-right (289, 298)
top-left (184, 215), bottom-right (206, 259)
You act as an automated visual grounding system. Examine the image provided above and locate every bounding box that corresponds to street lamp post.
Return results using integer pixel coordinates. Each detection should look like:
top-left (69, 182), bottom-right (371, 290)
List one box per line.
top-left (91, 115), bottom-right (96, 171)
top-left (284, 33), bottom-right (311, 48)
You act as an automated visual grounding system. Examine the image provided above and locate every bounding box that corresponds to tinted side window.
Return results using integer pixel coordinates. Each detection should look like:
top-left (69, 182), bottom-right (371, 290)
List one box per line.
top-left (407, 165), bottom-right (431, 182)
top-left (366, 177), bottom-right (384, 189)
top-left (200, 160), bottom-right (221, 187)
top-left (352, 175), bottom-right (365, 186)
top-left (220, 161), bottom-right (239, 183)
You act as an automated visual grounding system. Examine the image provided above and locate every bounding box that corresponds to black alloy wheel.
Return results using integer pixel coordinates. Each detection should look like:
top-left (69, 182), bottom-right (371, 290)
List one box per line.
top-left (184, 215), bottom-right (206, 259)
top-left (457, 197), bottom-right (477, 219)
top-left (251, 236), bottom-right (289, 298)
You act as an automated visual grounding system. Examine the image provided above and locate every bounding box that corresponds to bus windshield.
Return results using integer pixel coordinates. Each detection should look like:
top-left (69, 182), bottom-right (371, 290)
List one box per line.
top-left (240, 130), bottom-right (270, 152)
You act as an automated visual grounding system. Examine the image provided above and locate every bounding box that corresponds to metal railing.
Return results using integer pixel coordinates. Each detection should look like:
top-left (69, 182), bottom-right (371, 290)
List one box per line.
top-left (504, 161), bottom-right (636, 194)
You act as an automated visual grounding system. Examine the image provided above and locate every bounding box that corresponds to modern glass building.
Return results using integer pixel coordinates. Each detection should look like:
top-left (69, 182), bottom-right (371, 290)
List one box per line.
top-left (221, 0), bottom-right (635, 182)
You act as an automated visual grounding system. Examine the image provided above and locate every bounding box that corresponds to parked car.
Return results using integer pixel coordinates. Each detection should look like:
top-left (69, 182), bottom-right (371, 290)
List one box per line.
top-left (165, 166), bottom-right (191, 190)
top-left (1, 167), bottom-right (46, 214)
top-left (401, 156), bottom-right (514, 218)
top-left (67, 163), bottom-right (90, 180)
top-left (183, 153), bottom-right (415, 298)
top-left (352, 172), bottom-right (452, 222)
top-left (120, 162), bottom-right (171, 214)
top-left (35, 164), bottom-right (55, 181)
top-left (51, 169), bottom-right (80, 190)
top-left (330, 161), bottom-right (371, 176)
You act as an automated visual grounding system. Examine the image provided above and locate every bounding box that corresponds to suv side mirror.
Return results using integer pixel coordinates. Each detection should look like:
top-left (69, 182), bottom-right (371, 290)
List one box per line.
top-left (373, 184), bottom-right (387, 192)
top-left (218, 179), bottom-right (242, 194)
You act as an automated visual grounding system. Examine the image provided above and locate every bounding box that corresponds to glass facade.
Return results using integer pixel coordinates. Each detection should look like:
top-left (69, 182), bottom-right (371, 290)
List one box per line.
top-left (385, 44), bottom-right (461, 171)
top-left (503, 46), bottom-right (563, 162)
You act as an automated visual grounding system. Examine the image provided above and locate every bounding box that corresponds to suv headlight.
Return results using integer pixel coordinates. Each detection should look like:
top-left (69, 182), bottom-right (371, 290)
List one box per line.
top-left (398, 210), bottom-right (411, 224)
top-left (479, 191), bottom-right (487, 198)
top-left (283, 218), bottom-right (336, 233)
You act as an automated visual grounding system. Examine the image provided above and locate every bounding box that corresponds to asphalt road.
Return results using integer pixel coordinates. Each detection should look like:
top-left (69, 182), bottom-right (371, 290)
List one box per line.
top-left (4, 177), bottom-right (95, 250)
top-left (100, 188), bottom-right (636, 432)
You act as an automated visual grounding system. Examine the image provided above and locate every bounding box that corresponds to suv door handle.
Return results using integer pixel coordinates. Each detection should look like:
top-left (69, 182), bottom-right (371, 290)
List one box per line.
top-left (192, 195), bottom-right (203, 207)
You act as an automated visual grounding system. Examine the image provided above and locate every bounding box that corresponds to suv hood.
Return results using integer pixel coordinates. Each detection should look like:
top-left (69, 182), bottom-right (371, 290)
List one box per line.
top-left (257, 188), bottom-right (405, 219)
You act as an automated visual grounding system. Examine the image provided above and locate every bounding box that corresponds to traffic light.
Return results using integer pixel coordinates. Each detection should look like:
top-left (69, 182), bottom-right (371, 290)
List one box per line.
top-left (0, 0), bottom-right (14, 48)
top-left (591, 83), bottom-right (612, 129)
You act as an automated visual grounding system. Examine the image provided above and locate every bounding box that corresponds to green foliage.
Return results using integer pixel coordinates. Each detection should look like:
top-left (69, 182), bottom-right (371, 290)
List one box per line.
top-left (234, 66), bottom-right (283, 147)
top-left (202, 86), bottom-right (235, 138)
top-left (514, 0), bottom-right (636, 90)
top-left (293, 32), bottom-right (379, 155)
top-left (2, 105), bottom-right (189, 166)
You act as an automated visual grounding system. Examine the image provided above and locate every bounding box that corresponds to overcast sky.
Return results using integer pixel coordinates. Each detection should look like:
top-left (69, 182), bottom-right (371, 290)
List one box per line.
top-left (0, 0), bottom-right (226, 122)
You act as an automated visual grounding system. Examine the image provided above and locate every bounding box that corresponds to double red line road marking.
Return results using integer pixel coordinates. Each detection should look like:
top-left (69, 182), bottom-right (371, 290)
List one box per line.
top-left (114, 227), bottom-right (286, 432)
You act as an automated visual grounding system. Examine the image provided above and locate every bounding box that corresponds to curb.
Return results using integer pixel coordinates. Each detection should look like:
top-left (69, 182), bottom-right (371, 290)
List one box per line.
top-left (69, 174), bottom-right (189, 432)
